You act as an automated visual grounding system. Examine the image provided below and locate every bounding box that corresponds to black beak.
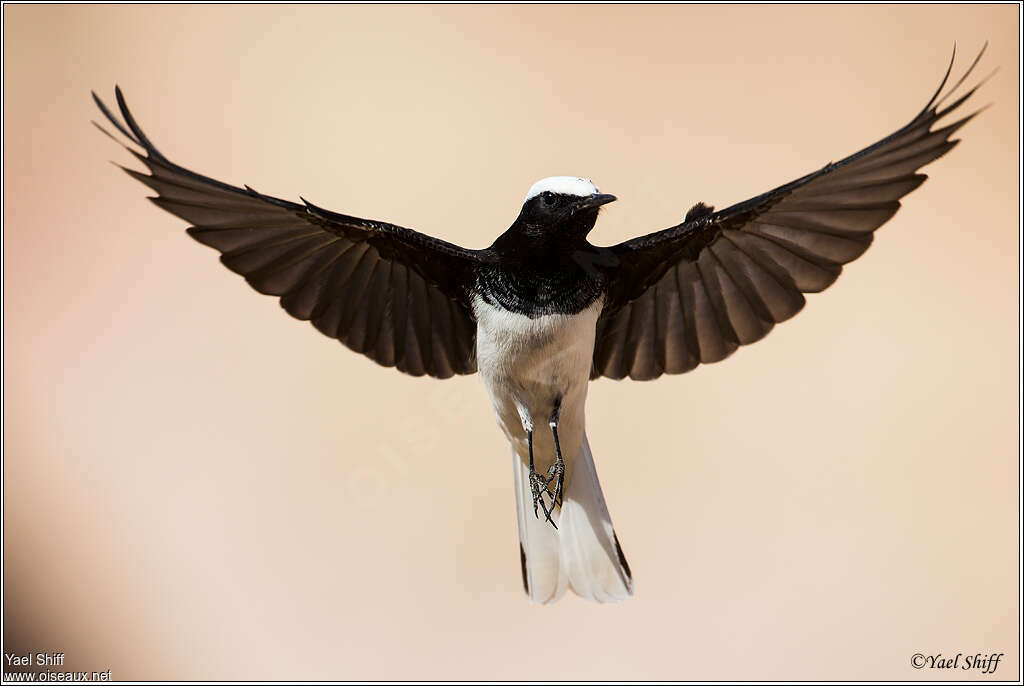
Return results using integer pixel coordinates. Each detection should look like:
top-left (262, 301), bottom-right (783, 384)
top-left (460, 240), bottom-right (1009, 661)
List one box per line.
top-left (573, 193), bottom-right (617, 212)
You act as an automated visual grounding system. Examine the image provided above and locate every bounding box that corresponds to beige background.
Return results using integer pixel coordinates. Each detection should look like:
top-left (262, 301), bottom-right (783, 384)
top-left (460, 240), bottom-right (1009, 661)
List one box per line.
top-left (3, 4), bottom-right (1019, 681)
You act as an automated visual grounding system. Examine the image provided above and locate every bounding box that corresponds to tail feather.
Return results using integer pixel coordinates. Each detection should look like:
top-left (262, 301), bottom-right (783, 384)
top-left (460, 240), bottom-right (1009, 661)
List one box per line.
top-left (560, 434), bottom-right (634, 602)
top-left (512, 431), bottom-right (634, 604)
top-left (512, 449), bottom-right (565, 603)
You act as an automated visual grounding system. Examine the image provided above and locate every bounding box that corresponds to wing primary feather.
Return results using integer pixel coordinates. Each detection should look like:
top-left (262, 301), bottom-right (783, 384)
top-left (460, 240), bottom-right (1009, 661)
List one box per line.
top-left (243, 236), bottom-right (341, 292)
top-left (113, 86), bottom-right (170, 163)
top-left (250, 238), bottom-right (345, 297)
top-left (911, 43), bottom-right (957, 124)
top-left (935, 70), bottom-right (998, 122)
top-left (276, 242), bottom-right (351, 317)
top-left (222, 233), bottom-right (333, 278)
top-left (735, 229), bottom-right (842, 293)
top-left (91, 91), bottom-right (140, 146)
top-left (933, 41), bottom-right (988, 111)
top-left (92, 119), bottom-right (131, 148)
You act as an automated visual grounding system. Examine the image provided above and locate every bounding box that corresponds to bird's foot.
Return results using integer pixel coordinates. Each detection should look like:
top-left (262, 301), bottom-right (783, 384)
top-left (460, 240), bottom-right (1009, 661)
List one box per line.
top-left (529, 467), bottom-right (557, 528)
top-left (547, 400), bottom-right (566, 512)
top-left (546, 459), bottom-right (565, 509)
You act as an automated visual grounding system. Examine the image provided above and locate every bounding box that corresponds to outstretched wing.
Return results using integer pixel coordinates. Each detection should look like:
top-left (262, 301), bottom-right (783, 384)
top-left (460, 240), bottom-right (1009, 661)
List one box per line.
top-left (593, 45), bottom-right (992, 381)
top-left (94, 87), bottom-right (484, 378)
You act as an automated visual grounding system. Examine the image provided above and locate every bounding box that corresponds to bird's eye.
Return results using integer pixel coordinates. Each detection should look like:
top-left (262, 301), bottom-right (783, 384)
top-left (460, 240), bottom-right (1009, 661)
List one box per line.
top-left (542, 192), bottom-right (557, 206)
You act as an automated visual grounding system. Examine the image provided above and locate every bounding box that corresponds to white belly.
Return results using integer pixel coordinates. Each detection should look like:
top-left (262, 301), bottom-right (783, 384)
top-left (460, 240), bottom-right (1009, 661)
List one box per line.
top-left (472, 295), bottom-right (601, 452)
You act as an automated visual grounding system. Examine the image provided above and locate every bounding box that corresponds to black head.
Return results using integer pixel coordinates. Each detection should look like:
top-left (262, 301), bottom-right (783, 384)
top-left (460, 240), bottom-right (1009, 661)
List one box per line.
top-left (496, 177), bottom-right (616, 252)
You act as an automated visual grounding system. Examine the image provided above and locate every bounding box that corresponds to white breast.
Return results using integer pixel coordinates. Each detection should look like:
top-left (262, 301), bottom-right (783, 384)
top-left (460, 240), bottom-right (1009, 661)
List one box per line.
top-left (472, 295), bottom-right (601, 437)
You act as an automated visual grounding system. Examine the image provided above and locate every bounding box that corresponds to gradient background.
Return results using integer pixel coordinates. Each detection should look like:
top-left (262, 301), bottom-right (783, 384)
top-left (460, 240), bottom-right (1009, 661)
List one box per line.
top-left (3, 4), bottom-right (1019, 681)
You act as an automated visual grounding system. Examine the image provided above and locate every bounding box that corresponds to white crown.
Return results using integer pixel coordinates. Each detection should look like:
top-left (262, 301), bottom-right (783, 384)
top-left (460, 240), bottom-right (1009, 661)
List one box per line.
top-left (524, 176), bottom-right (599, 202)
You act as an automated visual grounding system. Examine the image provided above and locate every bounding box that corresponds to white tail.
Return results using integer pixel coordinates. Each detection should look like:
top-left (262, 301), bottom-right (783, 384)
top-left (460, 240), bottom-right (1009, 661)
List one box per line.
top-left (512, 432), bottom-right (634, 603)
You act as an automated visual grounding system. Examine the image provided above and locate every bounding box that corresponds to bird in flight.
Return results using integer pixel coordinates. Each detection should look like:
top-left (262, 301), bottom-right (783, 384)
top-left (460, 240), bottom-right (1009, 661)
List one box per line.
top-left (94, 45), bottom-right (989, 604)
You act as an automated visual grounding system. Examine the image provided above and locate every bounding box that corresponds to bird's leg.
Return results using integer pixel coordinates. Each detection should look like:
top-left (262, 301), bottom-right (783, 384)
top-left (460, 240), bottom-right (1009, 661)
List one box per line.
top-left (520, 407), bottom-right (555, 526)
top-left (546, 396), bottom-right (566, 510)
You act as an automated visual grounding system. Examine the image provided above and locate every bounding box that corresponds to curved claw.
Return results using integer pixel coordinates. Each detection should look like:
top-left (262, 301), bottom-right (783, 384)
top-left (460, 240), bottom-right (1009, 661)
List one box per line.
top-left (546, 461), bottom-right (565, 509)
top-left (529, 470), bottom-right (557, 527)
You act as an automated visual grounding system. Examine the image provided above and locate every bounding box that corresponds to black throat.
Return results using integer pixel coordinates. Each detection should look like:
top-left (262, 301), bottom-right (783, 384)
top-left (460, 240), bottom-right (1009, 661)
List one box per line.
top-left (475, 210), bottom-right (614, 318)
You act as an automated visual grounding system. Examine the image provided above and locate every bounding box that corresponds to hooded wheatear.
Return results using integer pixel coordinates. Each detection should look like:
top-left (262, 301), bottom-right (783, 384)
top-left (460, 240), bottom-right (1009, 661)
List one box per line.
top-left (93, 44), bottom-right (989, 603)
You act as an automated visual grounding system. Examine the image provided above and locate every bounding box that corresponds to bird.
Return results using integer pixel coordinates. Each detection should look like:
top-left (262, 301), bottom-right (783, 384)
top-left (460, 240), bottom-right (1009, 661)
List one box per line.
top-left (93, 44), bottom-right (990, 604)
